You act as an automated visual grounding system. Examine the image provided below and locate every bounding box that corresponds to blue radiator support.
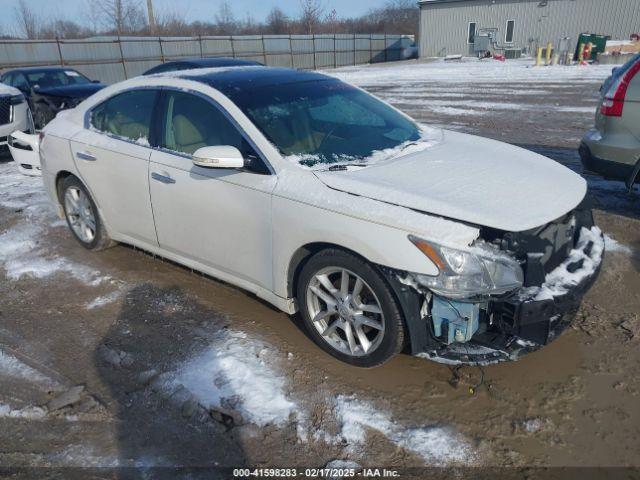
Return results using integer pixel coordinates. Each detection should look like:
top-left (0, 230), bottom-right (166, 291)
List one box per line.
top-left (431, 295), bottom-right (480, 344)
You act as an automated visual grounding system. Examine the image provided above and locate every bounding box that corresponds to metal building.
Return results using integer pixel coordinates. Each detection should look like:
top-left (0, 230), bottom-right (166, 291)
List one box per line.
top-left (419, 0), bottom-right (640, 58)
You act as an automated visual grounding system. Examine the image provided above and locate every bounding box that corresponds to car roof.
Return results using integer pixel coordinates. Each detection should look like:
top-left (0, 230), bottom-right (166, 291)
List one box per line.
top-left (142, 57), bottom-right (263, 75)
top-left (2, 66), bottom-right (83, 76)
top-left (180, 57), bottom-right (263, 68)
top-left (172, 66), bottom-right (334, 96)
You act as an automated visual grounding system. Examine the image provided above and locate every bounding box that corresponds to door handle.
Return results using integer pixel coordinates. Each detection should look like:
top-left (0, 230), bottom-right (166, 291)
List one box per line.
top-left (151, 171), bottom-right (175, 184)
top-left (76, 151), bottom-right (97, 161)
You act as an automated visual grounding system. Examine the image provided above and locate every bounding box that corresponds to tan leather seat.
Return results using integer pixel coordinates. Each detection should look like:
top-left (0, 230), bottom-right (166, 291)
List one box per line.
top-left (108, 114), bottom-right (147, 142)
top-left (172, 114), bottom-right (207, 154)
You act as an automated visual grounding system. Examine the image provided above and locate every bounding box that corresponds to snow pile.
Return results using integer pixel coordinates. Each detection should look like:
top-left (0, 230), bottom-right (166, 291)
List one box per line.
top-left (535, 226), bottom-right (604, 301)
top-left (334, 396), bottom-right (475, 466)
top-left (165, 329), bottom-right (300, 429)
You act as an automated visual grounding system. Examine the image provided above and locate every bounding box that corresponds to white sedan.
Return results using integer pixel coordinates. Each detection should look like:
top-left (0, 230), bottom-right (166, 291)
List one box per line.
top-left (39, 66), bottom-right (603, 367)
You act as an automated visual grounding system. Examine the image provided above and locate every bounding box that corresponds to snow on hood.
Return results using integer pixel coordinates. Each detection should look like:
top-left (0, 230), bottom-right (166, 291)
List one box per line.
top-left (315, 130), bottom-right (587, 232)
top-left (0, 82), bottom-right (20, 96)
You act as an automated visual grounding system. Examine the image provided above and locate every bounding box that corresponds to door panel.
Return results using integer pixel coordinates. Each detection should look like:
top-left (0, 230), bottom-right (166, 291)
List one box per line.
top-left (149, 150), bottom-right (276, 289)
top-left (71, 129), bottom-right (157, 244)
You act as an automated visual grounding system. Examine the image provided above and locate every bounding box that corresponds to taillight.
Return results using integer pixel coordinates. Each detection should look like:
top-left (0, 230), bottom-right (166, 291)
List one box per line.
top-left (601, 60), bottom-right (640, 117)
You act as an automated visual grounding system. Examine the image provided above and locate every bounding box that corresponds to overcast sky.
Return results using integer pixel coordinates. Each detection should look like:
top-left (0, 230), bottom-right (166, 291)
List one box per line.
top-left (0, 0), bottom-right (391, 33)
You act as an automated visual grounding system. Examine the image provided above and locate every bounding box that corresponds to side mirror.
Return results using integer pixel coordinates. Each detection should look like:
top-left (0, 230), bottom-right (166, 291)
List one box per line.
top-left (192, 146), bottom-right (244, 169)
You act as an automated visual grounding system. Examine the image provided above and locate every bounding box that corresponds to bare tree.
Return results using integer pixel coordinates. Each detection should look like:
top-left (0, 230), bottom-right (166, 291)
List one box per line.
top-left (265, 7), bottom-right (289, 34)
top-left (215, 1), bottom-right (236, 35)
top-left (154, 9), bottom-right (190, 36)
top-left (324, 9), bottom-right (339, 34)
top-left (14, 0), bottom-right (40, 39)
top-left (89, 0), bottom-right (146, 35)
top-left (300, 0), bottom-right (324, 35)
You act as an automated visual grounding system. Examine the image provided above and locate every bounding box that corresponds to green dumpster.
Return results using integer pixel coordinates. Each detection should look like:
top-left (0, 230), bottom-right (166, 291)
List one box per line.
top-left (574, 33), bottom-right (611, 61)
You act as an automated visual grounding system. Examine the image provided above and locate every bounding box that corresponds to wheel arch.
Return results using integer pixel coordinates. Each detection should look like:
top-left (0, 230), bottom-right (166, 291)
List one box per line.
top-left (287, 242), bottom-right (426, 356)
top-left (55, 170), bottom-right (76, 203)
top-left (286, 242), bottom-right (372, 301)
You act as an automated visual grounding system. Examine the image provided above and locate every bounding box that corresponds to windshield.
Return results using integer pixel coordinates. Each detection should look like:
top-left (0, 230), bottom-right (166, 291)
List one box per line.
top-left (26, 70), bottom-right (91, 89)
top-left (230, 79), bottom-right (421, 168)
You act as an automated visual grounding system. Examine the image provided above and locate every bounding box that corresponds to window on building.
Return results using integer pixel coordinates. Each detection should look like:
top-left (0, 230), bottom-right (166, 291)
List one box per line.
top-left (505, 20), bottom-right (515, 44)
top-left (467, 22), bottom-right (477, 44)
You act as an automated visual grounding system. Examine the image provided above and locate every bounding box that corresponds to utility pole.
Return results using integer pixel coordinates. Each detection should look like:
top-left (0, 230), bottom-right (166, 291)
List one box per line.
top-left (146, 0), bottom-right (156, 34)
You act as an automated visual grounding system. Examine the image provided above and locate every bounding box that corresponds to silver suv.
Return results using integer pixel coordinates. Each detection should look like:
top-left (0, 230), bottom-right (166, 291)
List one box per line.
top-left (580, 54), bottom-right (640, 192)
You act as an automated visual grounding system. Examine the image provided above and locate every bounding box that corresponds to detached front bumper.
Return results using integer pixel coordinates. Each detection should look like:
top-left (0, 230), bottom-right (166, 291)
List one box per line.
top-left (8, 131), bottom-right (41, 176)
top-left (385, 219), bottom-right (604, 366)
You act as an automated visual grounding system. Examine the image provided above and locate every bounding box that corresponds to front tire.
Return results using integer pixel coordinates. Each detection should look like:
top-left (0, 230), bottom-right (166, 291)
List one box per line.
top-left (297, 249), bottom-right (405, 368)
top-left (60, 176), bottom-right (115, 251)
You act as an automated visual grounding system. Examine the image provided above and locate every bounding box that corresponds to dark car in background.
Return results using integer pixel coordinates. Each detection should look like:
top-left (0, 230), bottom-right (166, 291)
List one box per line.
top-left (142, 57), bottom-right (263, 75)
top-left (0, 67), bottom-right (106, 129)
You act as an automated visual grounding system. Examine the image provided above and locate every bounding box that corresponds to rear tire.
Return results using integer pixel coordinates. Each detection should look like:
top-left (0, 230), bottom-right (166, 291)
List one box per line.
top-left (60, 176), bottom-right (115, 251)
top-left (297, 249), bottom-right (405, 368)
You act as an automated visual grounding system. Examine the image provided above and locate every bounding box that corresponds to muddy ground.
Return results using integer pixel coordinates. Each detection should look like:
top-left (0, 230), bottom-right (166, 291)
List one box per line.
top-left (0, 59), bottom-right (639, 479)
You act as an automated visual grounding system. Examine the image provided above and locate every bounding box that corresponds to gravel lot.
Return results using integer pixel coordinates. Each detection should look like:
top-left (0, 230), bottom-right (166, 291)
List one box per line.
top-left (0, 58), bottom-right (639, 478)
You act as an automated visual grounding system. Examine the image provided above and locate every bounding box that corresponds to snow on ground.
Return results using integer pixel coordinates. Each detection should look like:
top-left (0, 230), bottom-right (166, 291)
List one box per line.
top-left (84, 286), bottom-right (127, 310)
top-left (334, 396), bottom-right (476, 466)
top-left (163, 326), bottom-right (476, 465)
top-left (0, 162), bottom-right (110, 284)
top-left (0, 403), bottom-right (47, 419)
top-left (0, 350), bottom-right (61, 388)
top-left (327, 57), bottom-right (613, 87)
top-left (164, 328), bottom-right (300, 429)
top-left (604, 234), bottom-right (633, 254)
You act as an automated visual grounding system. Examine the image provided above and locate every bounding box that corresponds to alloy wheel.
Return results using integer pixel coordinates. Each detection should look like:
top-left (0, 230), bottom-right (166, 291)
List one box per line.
top-left (306, 267), bottom-right (385, 357)
top-left (64, 187), bottom-right (96, 244)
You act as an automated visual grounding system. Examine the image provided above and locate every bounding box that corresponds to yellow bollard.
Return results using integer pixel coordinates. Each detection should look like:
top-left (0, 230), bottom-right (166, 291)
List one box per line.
top-left (577, 42), bottom-right (585, 63)
top-left (535, 47), bottom-right (543, 66)
top-left (545, 42), bottom-right (553, 65)
top-left (552, 53), bottom-right (560, 66)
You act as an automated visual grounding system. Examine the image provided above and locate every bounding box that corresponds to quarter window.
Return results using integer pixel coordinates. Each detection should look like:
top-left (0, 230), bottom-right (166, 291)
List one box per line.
top-left (505, 20), bottom-right (515, 44)
top-left (90, 89), bottom-right (157, 145)
top-left (467, 22), bottom-right (477, 44)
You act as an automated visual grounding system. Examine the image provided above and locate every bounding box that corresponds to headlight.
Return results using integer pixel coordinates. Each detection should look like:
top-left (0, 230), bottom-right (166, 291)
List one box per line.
top-left (9, 94), bottom-right (25, 105)
top-left (408, 235), bottom-right (524, 300)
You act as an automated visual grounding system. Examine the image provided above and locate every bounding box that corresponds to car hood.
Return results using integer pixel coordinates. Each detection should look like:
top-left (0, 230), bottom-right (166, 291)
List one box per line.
top-left (314, 130), bottom-right (587, 232)
top-left (35, 83), bottom-right (105, 98)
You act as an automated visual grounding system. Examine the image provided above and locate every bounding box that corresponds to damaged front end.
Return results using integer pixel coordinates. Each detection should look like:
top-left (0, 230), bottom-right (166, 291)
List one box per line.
top-left (31, 92), bottom-right (83, 129)
top-left (384, 204), bottom-right (603, 365)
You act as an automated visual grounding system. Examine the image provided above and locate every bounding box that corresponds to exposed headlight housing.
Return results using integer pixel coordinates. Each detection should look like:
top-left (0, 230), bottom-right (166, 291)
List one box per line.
top-left (9, 94), bottom-right (25, 105)
top-left (408, 235), bottom-right (524, 300)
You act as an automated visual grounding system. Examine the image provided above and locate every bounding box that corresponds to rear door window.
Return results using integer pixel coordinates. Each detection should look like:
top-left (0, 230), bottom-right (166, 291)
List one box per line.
top-left (90, 89), bottom-right (158, 145)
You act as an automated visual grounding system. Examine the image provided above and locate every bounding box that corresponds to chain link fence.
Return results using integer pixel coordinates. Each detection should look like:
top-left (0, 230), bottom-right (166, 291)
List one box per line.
top-left (0, 34), bottom-right (415, 83)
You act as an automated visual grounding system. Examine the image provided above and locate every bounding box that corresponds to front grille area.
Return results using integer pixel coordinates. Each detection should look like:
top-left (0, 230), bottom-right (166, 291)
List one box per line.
top-left (0, 95), bottom-right (11, 125)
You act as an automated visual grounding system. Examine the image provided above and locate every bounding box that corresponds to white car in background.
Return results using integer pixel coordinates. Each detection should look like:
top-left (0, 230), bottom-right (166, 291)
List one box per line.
top-left (0, 82), bottom-right (36, 174)
top-left (39, 66), bottom-right (603, 367)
